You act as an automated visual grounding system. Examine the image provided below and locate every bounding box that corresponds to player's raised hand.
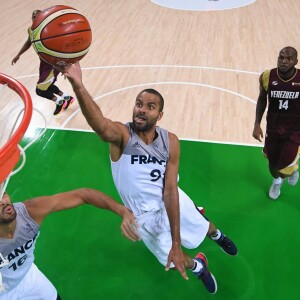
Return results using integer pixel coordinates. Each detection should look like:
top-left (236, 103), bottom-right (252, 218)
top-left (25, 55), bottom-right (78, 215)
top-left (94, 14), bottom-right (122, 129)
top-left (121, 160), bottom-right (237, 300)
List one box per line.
top-left (56, 61), bottom-right (83, 87)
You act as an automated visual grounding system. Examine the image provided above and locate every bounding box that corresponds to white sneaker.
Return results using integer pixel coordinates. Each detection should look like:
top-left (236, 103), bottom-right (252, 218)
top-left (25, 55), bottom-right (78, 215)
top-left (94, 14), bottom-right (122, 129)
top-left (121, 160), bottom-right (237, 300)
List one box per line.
top-left (288, 170), bottom-right (299, 186)
top-left (269, 179), bottom-right (283, 200)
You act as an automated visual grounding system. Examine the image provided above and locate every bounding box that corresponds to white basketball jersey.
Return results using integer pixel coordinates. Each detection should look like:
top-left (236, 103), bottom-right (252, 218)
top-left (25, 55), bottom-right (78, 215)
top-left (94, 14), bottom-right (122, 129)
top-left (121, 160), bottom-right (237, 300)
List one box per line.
top-left (111, 123), bottom-right (169, 216)
top-left (0, 202), bottom-right (39, 295)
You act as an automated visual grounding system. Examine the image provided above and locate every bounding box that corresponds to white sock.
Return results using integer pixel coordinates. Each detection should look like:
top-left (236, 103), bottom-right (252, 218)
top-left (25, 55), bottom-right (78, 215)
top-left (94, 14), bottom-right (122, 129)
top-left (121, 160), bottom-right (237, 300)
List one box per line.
top-left (55, 98), bottom-right (64, 105)
top-left (273, 177), bottom-right (283, 184)
top-left (191, 260), bottom-right (203, 274)
top-left (61, 92), bottom-right (69, 99)
top-left (211, 229), bottom-right (222, 241)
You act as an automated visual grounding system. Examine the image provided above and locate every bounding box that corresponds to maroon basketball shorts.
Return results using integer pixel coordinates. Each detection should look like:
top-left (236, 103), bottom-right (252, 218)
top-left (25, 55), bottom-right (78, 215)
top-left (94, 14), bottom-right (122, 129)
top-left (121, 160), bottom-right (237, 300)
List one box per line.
top-left (263, 134), bottom-right (299, 171)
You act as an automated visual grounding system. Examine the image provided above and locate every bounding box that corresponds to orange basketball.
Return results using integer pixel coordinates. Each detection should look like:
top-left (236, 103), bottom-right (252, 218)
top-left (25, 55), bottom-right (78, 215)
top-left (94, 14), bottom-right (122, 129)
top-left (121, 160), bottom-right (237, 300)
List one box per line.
top-left (30, 5), bottom-right (92, 66)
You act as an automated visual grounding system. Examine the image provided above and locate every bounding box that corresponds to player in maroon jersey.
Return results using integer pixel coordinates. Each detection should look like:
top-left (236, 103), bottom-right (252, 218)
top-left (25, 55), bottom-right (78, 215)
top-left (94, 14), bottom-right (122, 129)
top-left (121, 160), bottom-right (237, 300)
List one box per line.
top-left (11, 10), bottom-right (74, 116)
top-left (252, 46), bottom-right (300, 200)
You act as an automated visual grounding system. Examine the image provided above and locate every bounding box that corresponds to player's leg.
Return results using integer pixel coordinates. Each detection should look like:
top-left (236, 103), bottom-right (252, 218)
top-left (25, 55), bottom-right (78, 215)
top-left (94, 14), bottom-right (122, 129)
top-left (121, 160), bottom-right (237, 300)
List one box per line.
top-left (51, 72), bottom-right (75, 111)
top-left (184, 252), bottom-right (217, 294)
top-left (136, 209), bottom-right (217, 294)
top-left (52, 85), bottom-right (74, 111)
top-left (206, 221), bottom-right (238, 256)
top-left (178, 188), bottom-right (237, 256)
top-left (36, 86), bottom-right (67, 116)
top-left (278, 143), bottom-right (300, 187)
top-left (36, 60), bottom-right (69, 115)
top-left (266, 137), bottom-right (299, 199)
top-left (263, 135), bottom-right (285, 200)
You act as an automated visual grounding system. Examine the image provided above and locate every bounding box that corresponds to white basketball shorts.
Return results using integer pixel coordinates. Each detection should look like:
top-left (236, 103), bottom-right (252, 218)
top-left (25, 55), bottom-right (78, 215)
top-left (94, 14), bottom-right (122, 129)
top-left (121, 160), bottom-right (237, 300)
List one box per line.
top-left (0, 263), bottom-right (57, 300)
top-left (135, 187), bottom-right (209, 267)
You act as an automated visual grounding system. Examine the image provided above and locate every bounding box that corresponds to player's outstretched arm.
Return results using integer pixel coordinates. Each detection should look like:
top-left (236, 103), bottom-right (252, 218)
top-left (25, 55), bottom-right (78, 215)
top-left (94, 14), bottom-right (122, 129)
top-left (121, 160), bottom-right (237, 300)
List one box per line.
top-left (24, 188), bottom-right (140, 241)
top-left (61, 62), bottom-right (127, 145)
top-left (11, 37), bottom-right (31, 65)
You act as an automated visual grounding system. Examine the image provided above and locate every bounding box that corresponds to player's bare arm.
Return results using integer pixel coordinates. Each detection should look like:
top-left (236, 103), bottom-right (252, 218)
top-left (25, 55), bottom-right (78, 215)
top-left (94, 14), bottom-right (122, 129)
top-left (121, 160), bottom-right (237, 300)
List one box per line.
top-left (253, 73), bottom-right (268, 142)
top-left (11, 37), bottom-right (31, 65)
top-left (24, 188), bottom-right (140, 241)
top-left (62, 62), bottom-right (129, 148)
top-left (163, 133), bottom-right (188, 280)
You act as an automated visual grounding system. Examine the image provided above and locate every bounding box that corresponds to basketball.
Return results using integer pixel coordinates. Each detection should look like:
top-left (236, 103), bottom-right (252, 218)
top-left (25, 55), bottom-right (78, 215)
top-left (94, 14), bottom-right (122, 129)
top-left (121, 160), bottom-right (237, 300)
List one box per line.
top-left (30, 5), bottom-right (92, 66)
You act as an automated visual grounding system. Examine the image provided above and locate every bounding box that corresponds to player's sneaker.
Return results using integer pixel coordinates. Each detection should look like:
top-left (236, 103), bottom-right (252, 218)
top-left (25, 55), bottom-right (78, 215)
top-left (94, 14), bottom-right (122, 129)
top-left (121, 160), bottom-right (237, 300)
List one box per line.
top-left (269, 179), bottom-right (284, 200)
top-left (64, 96), bottom-right (75, 110)
top-left (53, 100), bottom-right (67, 115)
top-left (288, 170), bottom-right (299, 186)
top-left (194, 253), bottom-right (217, 294)
top-left (215, 233), bottom-right (238, 256)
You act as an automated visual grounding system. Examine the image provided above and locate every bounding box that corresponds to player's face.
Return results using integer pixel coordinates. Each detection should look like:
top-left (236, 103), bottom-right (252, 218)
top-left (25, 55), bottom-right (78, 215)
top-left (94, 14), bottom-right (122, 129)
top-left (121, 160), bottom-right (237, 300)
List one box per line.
top-left (132, 92), bottom-right (163, 132)
top-left (277, 48), bottom-right (298, 75)
top-left (0, 193), bottom-right (17, 224)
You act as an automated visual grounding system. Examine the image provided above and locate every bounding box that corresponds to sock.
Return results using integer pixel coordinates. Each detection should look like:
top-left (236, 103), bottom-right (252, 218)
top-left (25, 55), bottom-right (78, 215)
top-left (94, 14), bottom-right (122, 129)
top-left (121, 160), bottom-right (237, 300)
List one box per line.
top-left (210, 229), bottom-right (222, 241)
top-left (55, 98), bottom-right (64, 105)
top-left (191, 259), bottom-right (203, 275)
top-left (61, 92), bottom-right (69, 99)
top-left (273, 177), bottom-right (283, 184)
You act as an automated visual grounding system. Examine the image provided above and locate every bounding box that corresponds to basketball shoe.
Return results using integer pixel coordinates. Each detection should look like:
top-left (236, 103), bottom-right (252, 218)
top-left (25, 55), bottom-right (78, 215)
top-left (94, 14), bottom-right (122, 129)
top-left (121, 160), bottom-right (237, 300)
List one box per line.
top-left (53, 100), bottom-right (67, 115)
top-left (215, 233), bottom-right (238, 256)
top-left (288, 170), bottom-right (299, 186)
top-left (64, 96), bottom-right (75, 110)
top-left (269, 178), bottom-right (284, 200)
top-left (194, 253), bottom-right (217, 294)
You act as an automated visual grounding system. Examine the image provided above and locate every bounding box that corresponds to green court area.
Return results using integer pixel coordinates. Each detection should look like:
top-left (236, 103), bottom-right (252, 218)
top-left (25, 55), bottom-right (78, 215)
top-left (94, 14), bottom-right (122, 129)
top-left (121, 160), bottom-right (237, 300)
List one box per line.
top-left (8, 129), bottom-right (300, 300)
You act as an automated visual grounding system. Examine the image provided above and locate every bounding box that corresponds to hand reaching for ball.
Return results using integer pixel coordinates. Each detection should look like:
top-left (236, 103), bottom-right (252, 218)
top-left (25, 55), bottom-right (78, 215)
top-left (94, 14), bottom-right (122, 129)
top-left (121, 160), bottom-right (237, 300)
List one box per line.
top-left (57, 61), bottom-right (84, 89)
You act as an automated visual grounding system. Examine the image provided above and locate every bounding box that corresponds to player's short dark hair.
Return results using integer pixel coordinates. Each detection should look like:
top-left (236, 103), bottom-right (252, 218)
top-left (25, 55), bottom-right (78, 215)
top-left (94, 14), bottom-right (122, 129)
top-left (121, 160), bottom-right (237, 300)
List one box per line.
top-left (140, 88), bottom-right (164, 112)
top-left (282, 46), bottom-right (298, 58)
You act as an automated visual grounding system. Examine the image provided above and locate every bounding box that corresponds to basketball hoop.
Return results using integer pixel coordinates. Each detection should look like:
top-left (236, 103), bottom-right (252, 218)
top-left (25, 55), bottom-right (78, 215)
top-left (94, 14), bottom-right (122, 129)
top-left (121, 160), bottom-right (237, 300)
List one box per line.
top-left (0, 73), bottom-right (32, 188)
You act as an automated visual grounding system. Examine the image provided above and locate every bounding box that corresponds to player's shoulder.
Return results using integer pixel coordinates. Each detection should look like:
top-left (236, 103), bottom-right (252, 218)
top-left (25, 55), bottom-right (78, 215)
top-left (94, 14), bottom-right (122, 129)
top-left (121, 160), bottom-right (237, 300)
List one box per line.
top-left (167, 131), bottom-right (179, 143)
top-left (260, 69), bottom-right (272, 79)
top-left (116, 121), bottom-right (130, 135)
top-left (260, 69), bottom-right (272, 91)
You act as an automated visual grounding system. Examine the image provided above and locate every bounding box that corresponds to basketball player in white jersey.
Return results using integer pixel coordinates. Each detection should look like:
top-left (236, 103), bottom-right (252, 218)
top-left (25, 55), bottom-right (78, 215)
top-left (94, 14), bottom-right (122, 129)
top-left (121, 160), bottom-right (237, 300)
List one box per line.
top-left (62, 62), bottom-right (238, 294)
top-left (0, 189), bottom-right (138, 300)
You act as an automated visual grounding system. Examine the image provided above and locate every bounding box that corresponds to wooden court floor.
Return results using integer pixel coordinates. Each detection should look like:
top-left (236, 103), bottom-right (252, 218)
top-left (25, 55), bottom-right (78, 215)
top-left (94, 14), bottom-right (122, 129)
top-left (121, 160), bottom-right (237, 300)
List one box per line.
top-left (1, 0), bottom-right (299, 145)
top-left (1, 1), bottom-right (300, 299)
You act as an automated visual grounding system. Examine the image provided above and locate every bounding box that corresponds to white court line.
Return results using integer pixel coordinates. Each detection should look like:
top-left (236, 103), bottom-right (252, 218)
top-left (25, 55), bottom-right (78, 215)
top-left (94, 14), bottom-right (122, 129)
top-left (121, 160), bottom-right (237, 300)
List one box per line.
top-left (15, 64), bottom-right (260, 146)
top-left (151, 0), bottom-right (256, 12)
top-left (14, 64), bottom-right (261, 80)
top-left (61, 81), bottom-right (256, 128)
